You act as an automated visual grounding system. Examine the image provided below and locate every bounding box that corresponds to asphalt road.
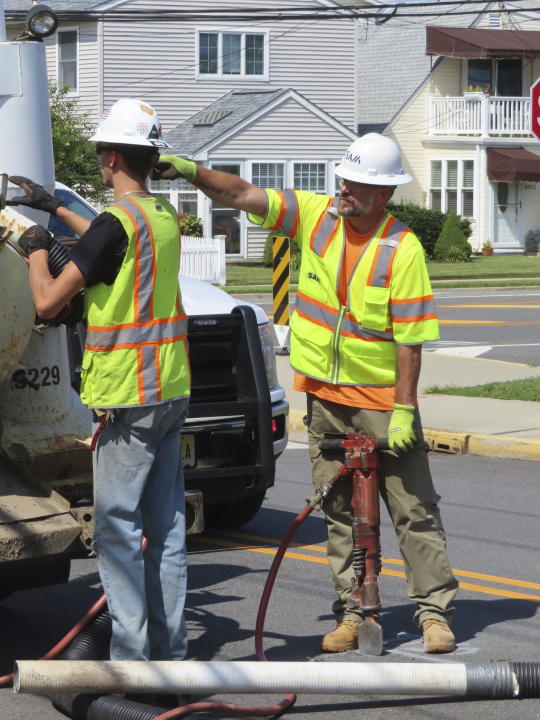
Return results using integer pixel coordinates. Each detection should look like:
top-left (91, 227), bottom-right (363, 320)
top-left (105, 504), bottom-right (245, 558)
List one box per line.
top-left (242, 287), bottom-right (540, 366)
top-left (1, 444), bottom-right (539, 720)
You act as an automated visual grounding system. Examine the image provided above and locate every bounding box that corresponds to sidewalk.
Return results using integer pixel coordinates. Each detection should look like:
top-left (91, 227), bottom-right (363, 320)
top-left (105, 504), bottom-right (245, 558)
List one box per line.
top-left (276, 352), bottom-right (540, 461)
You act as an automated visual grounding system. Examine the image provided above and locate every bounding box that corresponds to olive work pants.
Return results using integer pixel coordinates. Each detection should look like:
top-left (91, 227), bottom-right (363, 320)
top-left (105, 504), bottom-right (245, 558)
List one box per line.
top-left (305, 394), bottom-right (458, 628)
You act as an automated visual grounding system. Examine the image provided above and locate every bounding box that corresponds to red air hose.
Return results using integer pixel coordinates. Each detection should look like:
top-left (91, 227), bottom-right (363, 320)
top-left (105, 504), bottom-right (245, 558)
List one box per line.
top-left (0, 506), bottom-right (316, 719)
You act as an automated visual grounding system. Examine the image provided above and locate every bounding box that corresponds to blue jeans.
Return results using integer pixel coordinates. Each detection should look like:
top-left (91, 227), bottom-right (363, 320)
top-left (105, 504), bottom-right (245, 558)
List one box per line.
top-left (92, 398), bottom-right (189, 661)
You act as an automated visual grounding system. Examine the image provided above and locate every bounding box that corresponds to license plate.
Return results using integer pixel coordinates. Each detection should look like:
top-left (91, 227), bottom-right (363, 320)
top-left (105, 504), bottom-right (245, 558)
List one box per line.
top-left (181, 433), bottom-right (196, 468)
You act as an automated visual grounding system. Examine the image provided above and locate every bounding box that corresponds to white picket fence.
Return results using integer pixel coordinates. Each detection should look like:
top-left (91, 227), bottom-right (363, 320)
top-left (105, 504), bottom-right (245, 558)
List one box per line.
top-left (180, 234), bottom-right (226, 285)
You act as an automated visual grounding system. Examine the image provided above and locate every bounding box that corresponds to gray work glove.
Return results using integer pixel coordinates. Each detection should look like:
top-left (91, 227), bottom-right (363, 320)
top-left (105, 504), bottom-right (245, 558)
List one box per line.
top-left (18, 224), bottom-right (53, 256)
top-left (7, 175), bottom-right (63, 215)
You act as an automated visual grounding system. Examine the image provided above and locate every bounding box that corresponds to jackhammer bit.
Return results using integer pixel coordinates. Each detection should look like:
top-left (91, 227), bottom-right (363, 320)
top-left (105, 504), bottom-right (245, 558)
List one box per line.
top-left (319, 433), bottom-right (387, 656)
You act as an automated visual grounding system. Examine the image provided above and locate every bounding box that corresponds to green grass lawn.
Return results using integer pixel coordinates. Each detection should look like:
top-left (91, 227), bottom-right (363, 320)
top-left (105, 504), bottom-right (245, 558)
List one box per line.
top-left (425, 378), bottom-right (540, 402)
top-left (224, 255), bottom-right (540, 289)
top-left (428, 255), bottom-right (540, 279)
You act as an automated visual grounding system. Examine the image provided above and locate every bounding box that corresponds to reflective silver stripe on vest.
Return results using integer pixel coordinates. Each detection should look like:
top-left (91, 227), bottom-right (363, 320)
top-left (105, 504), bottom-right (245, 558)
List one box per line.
top-left (311, 196), bottom-right (340, 256)
top-left (341, 315), bottom-right (393, 340)
top-left (86, 317), bottom-right (187, 349)
top-left (141, 345), bottom-right (160, 404)
top-left (115, 198), bottom-right (155, 323)
top-left (273, 189), bottom-right (299, 237)
top-left (369, 219), bottom-right (409, 288)
top-left (390, 297), bottom-right (437, 320)
top-left (295, 293), bottom-right (339, 331)
top-left (295, 294), bottom-right (392, 340)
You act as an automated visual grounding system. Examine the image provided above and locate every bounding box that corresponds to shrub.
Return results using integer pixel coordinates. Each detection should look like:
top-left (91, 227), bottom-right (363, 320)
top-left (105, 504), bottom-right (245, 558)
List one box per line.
top-left (263, 231), bottom-right (301, 269)
top-left (434, 211), bottom-right (472, 262)
top-left (178, 213), bottom-right (203, 237)
top-left (387, 202), bottom-right (471, 259)
top-left (525, 228), bottom-right (540, 253)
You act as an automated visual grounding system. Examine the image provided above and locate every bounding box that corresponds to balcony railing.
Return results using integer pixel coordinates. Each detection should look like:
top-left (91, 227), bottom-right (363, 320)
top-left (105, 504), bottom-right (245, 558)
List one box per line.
top-left (428, 95), bottom-right (532, 137)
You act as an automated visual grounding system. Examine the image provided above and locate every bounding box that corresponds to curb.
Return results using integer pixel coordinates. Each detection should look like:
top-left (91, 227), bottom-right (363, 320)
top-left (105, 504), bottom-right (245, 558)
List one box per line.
top-left (288, 408), bottom-right (540, 462)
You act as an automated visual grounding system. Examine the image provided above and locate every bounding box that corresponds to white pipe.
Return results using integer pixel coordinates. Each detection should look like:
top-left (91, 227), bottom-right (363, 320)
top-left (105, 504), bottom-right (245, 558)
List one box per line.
top-left (14, 660), bottom-right (468, 697)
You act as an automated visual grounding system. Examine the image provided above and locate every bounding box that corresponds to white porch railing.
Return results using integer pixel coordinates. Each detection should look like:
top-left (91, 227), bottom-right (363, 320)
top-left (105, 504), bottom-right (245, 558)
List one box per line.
top-left (428, 95), bottom-right (532, 137)
top-left (180, 234), bottom-right (226, 285)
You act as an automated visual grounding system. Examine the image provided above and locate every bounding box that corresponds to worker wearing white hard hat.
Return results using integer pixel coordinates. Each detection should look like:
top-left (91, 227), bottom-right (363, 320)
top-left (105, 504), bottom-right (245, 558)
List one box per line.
top-left (334, 133), bottom-right (412, 185)
top-left (9, 98), bottom-right (190, 663)
top-left (149, 133), bottom-right (458, 657)
top-left (90, 97), bottom-right (171, 148)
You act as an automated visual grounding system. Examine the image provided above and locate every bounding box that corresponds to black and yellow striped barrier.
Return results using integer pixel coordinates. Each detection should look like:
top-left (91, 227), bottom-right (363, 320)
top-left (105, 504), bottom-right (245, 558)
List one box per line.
top-left (271, 234), bottom-right (291, 354)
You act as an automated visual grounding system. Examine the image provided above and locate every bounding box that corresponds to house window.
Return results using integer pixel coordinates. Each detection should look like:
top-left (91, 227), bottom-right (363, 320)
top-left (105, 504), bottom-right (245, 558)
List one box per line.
top-left (467, 59), bottom-right (522, 96)
top-left (429, 159), bottom-right (474, 218)
top-left (58, 29), bottom-right (78, 92)
top-left (149, 179), bottom-right (198, 217)
top-left (252, 163), bottom-right (284, 189)
top-left (293, 163), bottom-right (326, 193)
top-left (198, 31), bottom-right (267, 79)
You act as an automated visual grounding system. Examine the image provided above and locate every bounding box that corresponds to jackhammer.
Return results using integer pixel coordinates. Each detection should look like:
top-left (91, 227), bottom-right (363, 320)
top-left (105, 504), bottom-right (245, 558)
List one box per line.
top-left (318, 432), bottom-right (388, 656)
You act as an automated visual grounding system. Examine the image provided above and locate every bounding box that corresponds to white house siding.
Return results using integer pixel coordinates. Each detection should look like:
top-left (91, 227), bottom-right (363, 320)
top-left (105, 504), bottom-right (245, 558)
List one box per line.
top-left (211, 98), bottom-right (353, 159)
top-left (100, 0), bottom-right (356, 132)
top-left (43, 21), bottom-right (100, 128)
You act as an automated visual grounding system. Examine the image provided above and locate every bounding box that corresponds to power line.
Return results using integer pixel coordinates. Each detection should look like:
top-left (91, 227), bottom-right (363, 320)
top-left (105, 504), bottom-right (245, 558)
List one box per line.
top-left (5, 0), bottom-right (540, 22)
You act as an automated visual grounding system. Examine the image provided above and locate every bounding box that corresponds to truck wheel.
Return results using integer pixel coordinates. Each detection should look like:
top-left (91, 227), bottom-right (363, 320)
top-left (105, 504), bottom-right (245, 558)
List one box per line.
top-left (205, 490), bottom-right (266, 529)
top-left (0, 554), bottom-right (71, 601)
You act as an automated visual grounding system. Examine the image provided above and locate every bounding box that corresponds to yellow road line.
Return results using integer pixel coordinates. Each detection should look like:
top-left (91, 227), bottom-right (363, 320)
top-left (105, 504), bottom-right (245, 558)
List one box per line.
top-left (438, 304), bottom-right (540, 309)
top-left (215, 530), bottom-right (540, 590)
top-left (193, 536), bottom-right (540, 603)
top-left (439, 319), bottom-right (540, 325)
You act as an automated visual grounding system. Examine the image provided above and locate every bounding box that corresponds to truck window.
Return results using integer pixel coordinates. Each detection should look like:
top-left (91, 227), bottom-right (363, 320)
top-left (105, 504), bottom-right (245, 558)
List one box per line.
top-left (48, 188), bottom-right (97, 238)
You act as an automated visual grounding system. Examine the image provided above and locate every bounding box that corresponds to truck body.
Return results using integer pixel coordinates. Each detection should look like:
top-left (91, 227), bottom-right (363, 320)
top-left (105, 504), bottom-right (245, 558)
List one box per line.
top-left (0, 10), bottom-right (288, 597)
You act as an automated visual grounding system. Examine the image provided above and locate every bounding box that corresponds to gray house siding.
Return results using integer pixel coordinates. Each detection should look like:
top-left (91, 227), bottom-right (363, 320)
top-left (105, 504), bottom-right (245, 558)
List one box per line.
top-left (211, 98), bottom-right (355, 158)
top-left (100, 0), bottom-right (357, 132)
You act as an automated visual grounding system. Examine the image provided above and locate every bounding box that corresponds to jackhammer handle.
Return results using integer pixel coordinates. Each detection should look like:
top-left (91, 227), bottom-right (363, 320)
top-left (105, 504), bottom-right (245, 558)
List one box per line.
top-left (318, 438), bottom-right (390, 451)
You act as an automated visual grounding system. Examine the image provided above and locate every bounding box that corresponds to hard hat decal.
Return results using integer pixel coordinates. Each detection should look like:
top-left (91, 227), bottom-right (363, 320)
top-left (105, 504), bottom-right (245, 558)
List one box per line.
top-left (140, 104), bottom-right (154, 116)
top-left (335, 134), bottom-right (411, 186)
top-left (137, 123), bottom-right (149, 135)
top-left (148, 125), bottom-right (161, 139)
top-left (345, 151), bottom-right (361, 164)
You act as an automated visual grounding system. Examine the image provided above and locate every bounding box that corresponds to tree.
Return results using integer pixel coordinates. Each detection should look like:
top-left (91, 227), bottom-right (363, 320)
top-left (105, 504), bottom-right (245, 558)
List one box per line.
top-left (49, 85), bottom-right (106, 204)
top-left (434, 211), bottom-right (471, 263)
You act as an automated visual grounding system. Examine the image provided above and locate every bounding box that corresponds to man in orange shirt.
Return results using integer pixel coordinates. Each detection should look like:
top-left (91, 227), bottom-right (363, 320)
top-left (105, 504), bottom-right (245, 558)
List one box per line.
top-left (152, 133), bottom-right (458, 655)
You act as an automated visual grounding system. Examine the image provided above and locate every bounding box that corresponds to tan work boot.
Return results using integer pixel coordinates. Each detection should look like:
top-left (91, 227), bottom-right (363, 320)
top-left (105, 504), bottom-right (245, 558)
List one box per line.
top-left (321, 620), bottom-right (360, 652)
top-left (422, 619), bottom-right (456, 653)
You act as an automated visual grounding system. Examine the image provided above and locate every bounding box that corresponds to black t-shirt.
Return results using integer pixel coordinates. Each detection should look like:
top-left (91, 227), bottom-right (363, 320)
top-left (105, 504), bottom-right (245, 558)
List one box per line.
top-left (69, 212), bottom-right (128, 287)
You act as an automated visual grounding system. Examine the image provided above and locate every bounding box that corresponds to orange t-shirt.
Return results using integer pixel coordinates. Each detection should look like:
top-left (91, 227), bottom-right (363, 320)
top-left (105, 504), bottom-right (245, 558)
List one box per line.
top-left (293, 217), bottom-right (395, 411)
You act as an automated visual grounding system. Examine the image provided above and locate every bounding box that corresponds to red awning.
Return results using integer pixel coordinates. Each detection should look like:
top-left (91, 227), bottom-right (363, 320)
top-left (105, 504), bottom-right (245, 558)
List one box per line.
top-left (426, 26), bottom-right (540, 59)
top-left (487, 147), bottom-right (540, 182)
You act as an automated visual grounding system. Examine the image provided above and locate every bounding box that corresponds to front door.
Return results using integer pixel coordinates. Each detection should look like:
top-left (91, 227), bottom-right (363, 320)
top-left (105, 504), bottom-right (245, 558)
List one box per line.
top-left (493, 181), bottom-right (520, 248)
top-left (210, 163), bottom-right (242, 256)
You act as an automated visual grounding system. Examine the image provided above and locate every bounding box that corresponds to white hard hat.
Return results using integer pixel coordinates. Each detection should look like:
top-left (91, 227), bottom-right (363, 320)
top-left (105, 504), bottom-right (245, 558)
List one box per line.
top-left (90, 98), bottom-right (170, 148)
top-left (335, 133), bottom-right (411, 186)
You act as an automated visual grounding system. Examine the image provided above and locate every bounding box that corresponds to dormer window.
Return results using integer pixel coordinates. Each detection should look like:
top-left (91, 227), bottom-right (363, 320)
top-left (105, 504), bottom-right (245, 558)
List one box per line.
top-left (197, 30), bottom-right (269, 80)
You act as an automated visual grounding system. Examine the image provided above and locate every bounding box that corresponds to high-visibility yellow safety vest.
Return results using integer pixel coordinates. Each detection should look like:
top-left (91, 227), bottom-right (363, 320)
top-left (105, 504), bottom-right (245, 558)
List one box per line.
top-left (80, 195), bottom-right (190, 408)
top-left (249, 189), bottom-right (439, 388)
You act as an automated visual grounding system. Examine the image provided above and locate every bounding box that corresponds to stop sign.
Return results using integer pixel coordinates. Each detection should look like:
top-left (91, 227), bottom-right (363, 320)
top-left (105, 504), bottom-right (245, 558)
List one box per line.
top-left (531, 78), bottom-right (540, 140)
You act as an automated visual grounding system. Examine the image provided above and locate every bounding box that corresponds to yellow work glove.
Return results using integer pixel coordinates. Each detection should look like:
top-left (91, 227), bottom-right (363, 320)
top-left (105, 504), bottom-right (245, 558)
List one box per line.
top-left (388, 403), bottom-right (416, 453)
top-left (151, 154), bottom-right (197, 182)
